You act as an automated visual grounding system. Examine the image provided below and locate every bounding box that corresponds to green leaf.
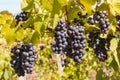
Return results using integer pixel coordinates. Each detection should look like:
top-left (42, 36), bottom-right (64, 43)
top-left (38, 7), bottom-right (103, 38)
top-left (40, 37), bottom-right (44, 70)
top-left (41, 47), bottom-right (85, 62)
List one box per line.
top-left (107, 0), bottom-right (120, 16)
top-left (34, 22), bottom-right (42, 32)
top-left (53, 14), bottom-right (59, 28)
top-left (57, 0), bottom-right (68, 6)
top-left (41, 0), bottom-right (53, 11)
top-left (1, 24), bottom-right (16, 44)
top-left (96, 69), bottom-right (103, 80)
top-left (110, 56), bottom-right (119, 71)
top-left (110, 38), bottom-right (120, 69)
top-left (84, 23), bottom-right (99, 31)
top-left (52, 0), bottom-right (61, 15)
top-left (21, 0), bottom-right (34, 11)
top-left (109, 24), bottom-right (116, 34)
top-left (31, 31), bottom-right (40, 44)
top-left (117, 40), bottom-right (120, 65)
top-left (15, 28), bottom-right (25, 41)
top-left (79, 0), bottom-right (96, 13)
top-left (23, 29), bottom-right (33, 43)
top-left (97, 3), bottom-right (110, 12)
top-left (4, 69), bottom-right (9, 80)
top-left (0, 61), bottom-right (5, 70)
top-left (0, 11), bottom-right (15, 26)
top-left (67, 7), bottom-right (79, 20)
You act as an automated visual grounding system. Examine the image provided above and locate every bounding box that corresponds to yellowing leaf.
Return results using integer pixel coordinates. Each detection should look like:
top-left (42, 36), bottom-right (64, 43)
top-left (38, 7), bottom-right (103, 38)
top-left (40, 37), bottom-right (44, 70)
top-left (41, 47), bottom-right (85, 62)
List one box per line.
top-left (1, 24), bottom-right (16, 44)
top-left (107, 0), bottom-right (120, 16)
top-left (79, 0), bottom-right (96, 13)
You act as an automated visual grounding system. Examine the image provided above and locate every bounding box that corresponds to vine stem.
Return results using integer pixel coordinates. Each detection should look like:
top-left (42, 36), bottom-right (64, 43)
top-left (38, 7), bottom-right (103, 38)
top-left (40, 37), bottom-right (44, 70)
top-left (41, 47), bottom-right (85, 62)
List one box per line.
top-left (56, 54), bottom-right (63, 78)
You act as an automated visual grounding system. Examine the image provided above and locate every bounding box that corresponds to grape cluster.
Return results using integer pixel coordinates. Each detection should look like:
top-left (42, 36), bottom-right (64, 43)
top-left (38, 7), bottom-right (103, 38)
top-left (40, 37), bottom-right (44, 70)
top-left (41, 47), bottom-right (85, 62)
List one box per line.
top-left (116, 15), bottom-right (120, 26)
top-left (88, 31), bottom-right (108, 62)
top-left (51, 12), bottom-right (86, 63)
top-left (51, 19), bottom-right (68, 54)
top-left (15, 12), bottom-right (28, 26)
top-left (68, 23), bottom-right (86, 62)
top-left (88, 11), bottom-right (110, 33)
top-left (10, 42), bottom-right (37, 76)
top-left (88, 31), bottom-right (100, 48)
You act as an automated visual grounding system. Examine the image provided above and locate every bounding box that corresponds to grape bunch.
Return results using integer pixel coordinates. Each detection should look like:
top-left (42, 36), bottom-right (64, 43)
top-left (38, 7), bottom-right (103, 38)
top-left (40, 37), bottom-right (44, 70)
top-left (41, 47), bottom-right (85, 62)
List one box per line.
top-left (10, 42), bottom-right (37, 76)
top-left (51, 19), bottom-right (68, 54)
top-left (88, 31), bottom-right (108, 62)
top-left (94, 38), bottom-right (108, 62)
top-left (88, 31), bottom-right (100, 48)
top-left (116, 15), bottom-right (120, 26)
top-left (15, 11), bottom-right (28, 26)
top-left (68, 22), bottom-right (86, 62)
top-left (88, 11), bottom-right (110, 33)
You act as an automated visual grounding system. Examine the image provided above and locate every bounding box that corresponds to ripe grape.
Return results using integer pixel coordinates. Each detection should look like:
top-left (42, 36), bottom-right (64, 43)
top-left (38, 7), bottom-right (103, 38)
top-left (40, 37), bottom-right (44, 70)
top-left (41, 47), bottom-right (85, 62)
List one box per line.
top-left (88, 31), bottom-right (108, 62)
top-left (15, 12), bottom-right (28, 26)
top-left (68, 21), bottom-right (86, 62)
top-left (88, 11), bottom-right (110, 33)
top-left (51, 19), bottom-right (68, 54)
top-left (10, 42), bottom-right (37, 76)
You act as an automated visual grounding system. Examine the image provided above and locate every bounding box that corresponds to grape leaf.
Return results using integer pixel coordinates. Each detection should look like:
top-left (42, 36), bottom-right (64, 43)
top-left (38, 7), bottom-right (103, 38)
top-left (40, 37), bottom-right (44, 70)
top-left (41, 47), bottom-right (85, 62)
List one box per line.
top-left (53, 14), bottom-right (59, 28)
top-left (4, 69), bottom-right (9, 80)
top-left (41, 0), bottom-right (53, 11)
top-left (84, 23), bottom-right (99, 31)
top-left (67, 7), bottom-right (79, 20)
top-left (117, 40), bottom-right (120, 65)
top-left (110, 38), bottom-right (120, 69)
top-left (107, 0), bottom-right (120, 16)
top-left (96, 69), bottom-right (103, 80)
top-left (31, 31), bottom-right (40, 44)
top-left (21, 0), bottom-right (34, 11)
top-left (97, 3), bottom-right (110, 12)
top-left (57, 0), bottom-right (68, 6)
top-left (52, 0), bottom-right (61, 15)
top-left (1, 24), bottom-right (16, 44)
top-left (79, 0), bottom-right (96, 14)
top-left (110, 56), bottom-right (119, 71)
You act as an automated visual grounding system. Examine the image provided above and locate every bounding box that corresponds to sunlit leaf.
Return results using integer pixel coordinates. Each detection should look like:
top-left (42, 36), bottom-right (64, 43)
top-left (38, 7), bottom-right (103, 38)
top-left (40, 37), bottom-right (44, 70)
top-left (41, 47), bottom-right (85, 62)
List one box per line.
top-left (79, 0), bottom-right (96, 13)
top-left (107, 0), bottom-right (120, 16)
top-left (21, 0), bottom-right (34, 11)
top-left (110, 38), bottom-right (120, 69)
top-left (31, 31), bottom-right (40, 44)
top-left (84, 23), bottom-right (99, 31)
top-left (1, 24), bottom-right (16, 44)
top-left (67, 7), bottom-right (79, 20)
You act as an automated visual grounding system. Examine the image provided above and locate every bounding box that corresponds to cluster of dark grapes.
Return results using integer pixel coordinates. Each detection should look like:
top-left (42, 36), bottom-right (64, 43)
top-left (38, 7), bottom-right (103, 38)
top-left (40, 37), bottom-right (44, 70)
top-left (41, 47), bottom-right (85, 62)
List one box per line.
top-left (51, 19), bottom-right (68, 54)
top-left (88, 11), bottom-right (110, 33)
top-left (116, 15), bottom-right (120, 26)
top-left (51, 15), bottom-right (86, 62)
top-left (10, 42), bottom-right (37, 76)
top-left (15, 12), bottom-right (28, 26)
top-left (88, 31), bottom-right (108, 62)
top-left (68, 23), bottom-right (86, 62)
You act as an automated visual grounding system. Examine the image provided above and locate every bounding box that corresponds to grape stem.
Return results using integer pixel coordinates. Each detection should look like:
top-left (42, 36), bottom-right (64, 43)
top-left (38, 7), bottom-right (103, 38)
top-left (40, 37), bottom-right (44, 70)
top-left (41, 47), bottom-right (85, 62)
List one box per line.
top-left (56, 54), bottom-right (63, 78)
